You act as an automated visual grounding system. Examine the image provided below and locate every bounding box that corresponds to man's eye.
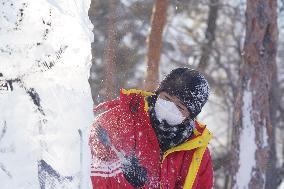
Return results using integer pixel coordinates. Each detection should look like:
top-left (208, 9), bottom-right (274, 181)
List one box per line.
top-left (164, 96), bottom-right (170, 100)
top-left (177, 105), bottom-right (184, 111)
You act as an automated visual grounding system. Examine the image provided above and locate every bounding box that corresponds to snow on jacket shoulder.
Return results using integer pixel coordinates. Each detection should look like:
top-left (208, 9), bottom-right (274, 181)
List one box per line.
top-left (89, 88), bottom-right (213, 189)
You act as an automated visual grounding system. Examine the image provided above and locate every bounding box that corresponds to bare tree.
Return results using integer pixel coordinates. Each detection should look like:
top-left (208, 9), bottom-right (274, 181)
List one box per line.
top-left (103, 0), bottom-right (117, 100)
top-left (197, 0), bottom-right (219, 71)
top-left (144, 0), bottom-right (168, 91)
top-left (230, 0), bottom-right (278, 189)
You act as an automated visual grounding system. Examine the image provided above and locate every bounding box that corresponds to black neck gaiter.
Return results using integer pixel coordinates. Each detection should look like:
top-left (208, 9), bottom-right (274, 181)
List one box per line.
top-left (146, 95), bottom-right (194, 152)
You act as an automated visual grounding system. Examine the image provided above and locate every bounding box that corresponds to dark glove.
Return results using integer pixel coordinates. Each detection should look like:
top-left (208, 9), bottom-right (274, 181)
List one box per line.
top-left (122, 154), bottom-right (148, 188)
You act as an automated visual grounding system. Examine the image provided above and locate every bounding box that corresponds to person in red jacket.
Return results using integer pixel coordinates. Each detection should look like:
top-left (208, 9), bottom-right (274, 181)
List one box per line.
top-left (89, 68), bottom-right (213, 189)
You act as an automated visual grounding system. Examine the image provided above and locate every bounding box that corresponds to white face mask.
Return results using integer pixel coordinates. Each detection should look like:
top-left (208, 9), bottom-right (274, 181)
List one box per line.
top-left (154, 97), bottom-right (186, 125)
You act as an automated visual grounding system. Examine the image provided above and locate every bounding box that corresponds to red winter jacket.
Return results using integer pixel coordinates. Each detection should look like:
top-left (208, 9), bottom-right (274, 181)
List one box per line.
top-left (89, 89), bottom-right (213, 189)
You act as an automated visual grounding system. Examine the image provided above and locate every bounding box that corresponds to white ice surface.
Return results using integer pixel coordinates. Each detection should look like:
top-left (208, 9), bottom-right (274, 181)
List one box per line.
top-left (0, 0), bottom-right (93, 188)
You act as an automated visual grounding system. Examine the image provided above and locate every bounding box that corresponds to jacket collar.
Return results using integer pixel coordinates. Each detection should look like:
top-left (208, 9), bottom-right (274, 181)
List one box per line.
top-left (162, 122), bottom-right (212, 161)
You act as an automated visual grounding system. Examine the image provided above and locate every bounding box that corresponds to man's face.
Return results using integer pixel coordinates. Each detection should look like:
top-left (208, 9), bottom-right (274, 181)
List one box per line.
top-left (158, 92), bottom-right (190, 118)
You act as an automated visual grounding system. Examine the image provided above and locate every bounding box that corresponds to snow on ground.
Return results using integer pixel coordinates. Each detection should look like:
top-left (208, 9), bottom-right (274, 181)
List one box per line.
top-left (0, 0), bottom-right (93, 188)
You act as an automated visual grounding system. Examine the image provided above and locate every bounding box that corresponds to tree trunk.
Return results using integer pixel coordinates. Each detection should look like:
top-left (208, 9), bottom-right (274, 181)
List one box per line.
top-left (144, 0), bottom-right (168, 92)
top-left (265, 67), bottom-right (279, 189)
top-left (104, 0), bottom-right (117, 100)
top-left (230, 0), bottom-right (278, 189)
top-left (197, 0), bottom-right (219, 71)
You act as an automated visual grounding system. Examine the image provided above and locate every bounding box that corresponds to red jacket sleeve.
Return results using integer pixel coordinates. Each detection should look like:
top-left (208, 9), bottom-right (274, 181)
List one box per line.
top-left (196, 148), bottom-right (213, 189)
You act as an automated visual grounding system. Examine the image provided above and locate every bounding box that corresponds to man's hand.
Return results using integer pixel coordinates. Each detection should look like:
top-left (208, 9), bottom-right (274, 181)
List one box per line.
top-left (122, 154), bottom-right (148, 188)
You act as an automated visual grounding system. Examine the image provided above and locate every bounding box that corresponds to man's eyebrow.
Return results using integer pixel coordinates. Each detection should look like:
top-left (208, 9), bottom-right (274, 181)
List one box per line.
top-left (164, 94), bottom-right (186, 109)
top-left (164, 93), bottom-right (172, 99)
top-left (164, 93), bottom-right (170, 97)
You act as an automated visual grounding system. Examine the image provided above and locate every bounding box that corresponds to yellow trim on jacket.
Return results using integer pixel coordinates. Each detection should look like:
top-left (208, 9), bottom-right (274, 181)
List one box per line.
top-left (162, 127), bottom-right (212, 189)
top-left (162, 128), bottom-right (212, 161)
top-left (121, 88), bottom-right (154, 112)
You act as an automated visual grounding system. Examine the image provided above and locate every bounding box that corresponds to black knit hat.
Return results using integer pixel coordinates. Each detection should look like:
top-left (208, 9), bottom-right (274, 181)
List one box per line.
top-left (155, 68), bottom-right (210, 118)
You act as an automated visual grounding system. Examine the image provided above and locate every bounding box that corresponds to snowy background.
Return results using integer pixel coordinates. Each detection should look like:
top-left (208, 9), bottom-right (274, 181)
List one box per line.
top-left (0, 0), bottom-right (93, 188)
